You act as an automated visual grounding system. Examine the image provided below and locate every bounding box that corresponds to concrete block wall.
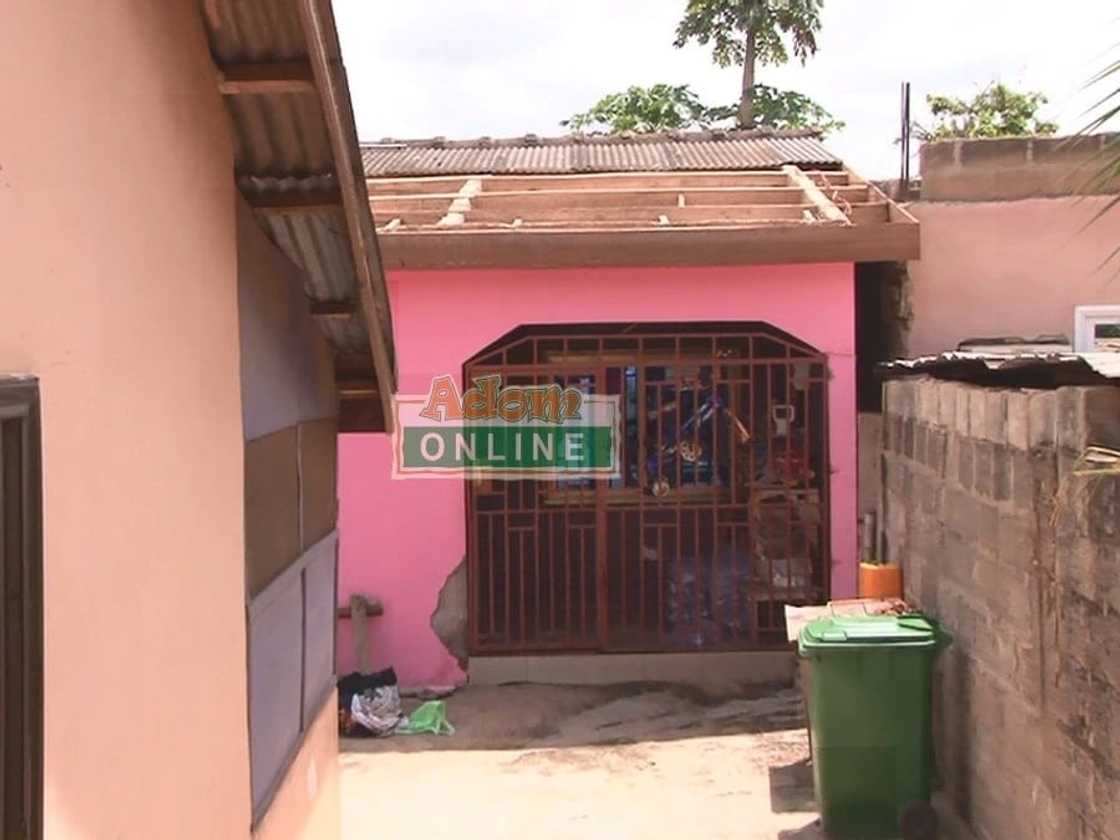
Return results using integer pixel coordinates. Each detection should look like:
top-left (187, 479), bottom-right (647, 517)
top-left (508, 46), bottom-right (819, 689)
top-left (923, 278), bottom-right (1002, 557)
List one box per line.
top-left (881, 375), bottom-right (1120, 840)
top-left (920, 134), bottom-right (1120, 202)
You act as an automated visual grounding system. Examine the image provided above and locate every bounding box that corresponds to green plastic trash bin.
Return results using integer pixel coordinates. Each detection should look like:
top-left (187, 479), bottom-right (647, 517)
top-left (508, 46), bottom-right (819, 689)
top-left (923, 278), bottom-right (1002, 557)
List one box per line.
top-left (798, 614), bottom-right (949, 840)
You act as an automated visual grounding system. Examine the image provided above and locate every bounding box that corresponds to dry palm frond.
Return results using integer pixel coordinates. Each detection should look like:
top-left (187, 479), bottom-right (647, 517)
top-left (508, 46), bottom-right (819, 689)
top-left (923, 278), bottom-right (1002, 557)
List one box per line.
top-left (1051, 445), bottom-right (1120, 525)
top-left (1071, 445), bottom-right (1120, 476)
top-left (1074, 50), bottom-right (1120, 266)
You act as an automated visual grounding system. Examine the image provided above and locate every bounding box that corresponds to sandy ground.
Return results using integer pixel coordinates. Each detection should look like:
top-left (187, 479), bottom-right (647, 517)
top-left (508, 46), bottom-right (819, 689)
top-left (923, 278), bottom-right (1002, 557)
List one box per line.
top-left (340, 682), bottom-right (823, 840)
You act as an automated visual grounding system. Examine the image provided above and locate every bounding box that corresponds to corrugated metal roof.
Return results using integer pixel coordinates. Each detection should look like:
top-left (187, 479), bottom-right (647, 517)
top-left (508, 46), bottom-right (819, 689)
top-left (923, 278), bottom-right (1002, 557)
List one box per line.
top-left (361, 130), bottom-right (841, 178)
top-left (226, 94), bottom-right (334, 176)
top-left (881, 352), bottom-right (1120, 385)
top-left (201, 0), bottom-right (398, 415)
top-left (249, 200), bottom-right (370, 351)
top-left (206, 0), bottom-right (334, 177)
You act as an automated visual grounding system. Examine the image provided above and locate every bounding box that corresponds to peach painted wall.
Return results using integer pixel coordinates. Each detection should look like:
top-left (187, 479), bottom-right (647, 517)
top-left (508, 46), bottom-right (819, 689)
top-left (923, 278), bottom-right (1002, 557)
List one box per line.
top-left (0, 2), bottom-right (252, 837)
top-left (907, 197), bottom-right (1120, 356)
top-left (252, 689), bottom-right (341, 840)
top-left (339, 264), bottom-right (857, 687)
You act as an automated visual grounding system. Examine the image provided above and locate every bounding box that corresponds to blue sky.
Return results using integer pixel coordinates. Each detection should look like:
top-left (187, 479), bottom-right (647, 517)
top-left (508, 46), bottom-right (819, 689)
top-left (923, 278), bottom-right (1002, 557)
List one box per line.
top-left (336, 0), bottom-right (1118, 178)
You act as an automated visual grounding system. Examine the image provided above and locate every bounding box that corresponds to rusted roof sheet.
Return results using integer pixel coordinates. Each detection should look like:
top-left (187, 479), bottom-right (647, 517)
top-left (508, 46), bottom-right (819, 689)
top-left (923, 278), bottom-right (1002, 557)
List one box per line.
top-left (880, 352), bottom-right (1120, 386)
top-left (362, 130), bottom-right (841, 178)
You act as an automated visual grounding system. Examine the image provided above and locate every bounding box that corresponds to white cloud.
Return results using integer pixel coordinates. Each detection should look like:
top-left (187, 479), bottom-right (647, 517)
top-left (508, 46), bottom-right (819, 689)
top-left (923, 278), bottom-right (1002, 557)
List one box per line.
top-left (336, 0), bottom-right (1119, 177)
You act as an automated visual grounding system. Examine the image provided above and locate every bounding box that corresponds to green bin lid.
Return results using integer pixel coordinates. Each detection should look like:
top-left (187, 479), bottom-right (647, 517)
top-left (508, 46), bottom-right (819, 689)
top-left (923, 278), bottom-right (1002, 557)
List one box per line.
top-left (798, 614), bottom-right (940, 651)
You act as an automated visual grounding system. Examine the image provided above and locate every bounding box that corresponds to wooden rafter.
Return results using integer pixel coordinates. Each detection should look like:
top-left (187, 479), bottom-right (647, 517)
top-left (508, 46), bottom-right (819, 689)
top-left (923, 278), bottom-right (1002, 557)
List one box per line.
top-left (364, 165), bottom-right (918, 267)
top-left (309, 299), bottom-right (356, 319)
top-left (782, 165), bottom-right (849, 224)
top-left (866, 179), bottom-right (920, 224)
top-left (217, 60), bottom-right (316, 95)
top-left (338, 378), bottom-right (379, 397)
top-left (247, 186), bottom-right (342, 214)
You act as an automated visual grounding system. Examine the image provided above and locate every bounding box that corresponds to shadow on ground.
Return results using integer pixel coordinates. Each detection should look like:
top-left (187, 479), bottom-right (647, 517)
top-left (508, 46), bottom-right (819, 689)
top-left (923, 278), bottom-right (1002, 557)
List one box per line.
top-left (770, 758), bottom-right (816, 813)
top-left (777, 821), bottom-right (825, 839)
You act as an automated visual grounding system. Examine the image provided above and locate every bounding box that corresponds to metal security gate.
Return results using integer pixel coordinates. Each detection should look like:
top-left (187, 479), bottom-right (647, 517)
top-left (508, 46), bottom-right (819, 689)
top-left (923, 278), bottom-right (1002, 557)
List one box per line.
top-left (466, 323), bottom-right (829, 654)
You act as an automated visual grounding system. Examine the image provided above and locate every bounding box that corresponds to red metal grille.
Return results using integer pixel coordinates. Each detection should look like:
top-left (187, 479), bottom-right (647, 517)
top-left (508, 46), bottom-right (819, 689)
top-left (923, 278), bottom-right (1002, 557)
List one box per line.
top-left (466, 323), bottom-right (829, 653)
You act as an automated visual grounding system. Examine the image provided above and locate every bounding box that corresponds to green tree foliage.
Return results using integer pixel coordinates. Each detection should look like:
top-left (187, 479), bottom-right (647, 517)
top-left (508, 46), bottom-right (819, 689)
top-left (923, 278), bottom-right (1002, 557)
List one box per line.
top-left (917, 84), bottom-right (1058, 141)
top-left (564, 83), bottom-right (842, 136)
top-left (562, 84), bottom-right (711, 133)
top-left (673, 0), bottom-right (824, 126)
top-left (737, 84), bottom-right (844, 134)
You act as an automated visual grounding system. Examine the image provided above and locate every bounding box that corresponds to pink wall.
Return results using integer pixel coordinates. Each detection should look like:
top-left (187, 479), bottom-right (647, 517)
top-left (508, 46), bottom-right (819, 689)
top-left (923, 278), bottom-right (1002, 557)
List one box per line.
top-left (340, 264), bottom-right (856, 686)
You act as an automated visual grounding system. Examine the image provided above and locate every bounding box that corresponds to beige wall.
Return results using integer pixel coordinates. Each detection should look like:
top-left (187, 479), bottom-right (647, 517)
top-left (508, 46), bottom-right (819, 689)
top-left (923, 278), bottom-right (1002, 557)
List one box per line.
top-left (0, 2), bottom-right (251, 838)
top-left (907, 196), bottom-right (1120, 356)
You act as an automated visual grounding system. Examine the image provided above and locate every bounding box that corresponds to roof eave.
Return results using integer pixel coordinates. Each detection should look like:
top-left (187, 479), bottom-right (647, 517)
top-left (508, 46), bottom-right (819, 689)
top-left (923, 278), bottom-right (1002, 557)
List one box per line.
top-left (298, 0), bottom-right (397, 431)
top-left (204, 0), bottom-right (398, 433)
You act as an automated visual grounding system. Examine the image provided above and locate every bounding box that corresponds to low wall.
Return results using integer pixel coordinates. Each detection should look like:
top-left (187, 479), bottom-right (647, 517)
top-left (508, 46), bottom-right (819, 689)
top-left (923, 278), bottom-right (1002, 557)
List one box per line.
top-left (881, 376), bottom-right (1120, 840)
top-left (920, 134), bottom-right (1120, 202)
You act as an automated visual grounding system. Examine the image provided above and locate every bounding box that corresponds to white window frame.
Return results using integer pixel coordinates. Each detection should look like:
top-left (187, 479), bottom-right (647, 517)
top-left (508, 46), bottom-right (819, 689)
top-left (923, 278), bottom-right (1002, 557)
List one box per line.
top-left (1074, 305), bottom-right (1120, 352)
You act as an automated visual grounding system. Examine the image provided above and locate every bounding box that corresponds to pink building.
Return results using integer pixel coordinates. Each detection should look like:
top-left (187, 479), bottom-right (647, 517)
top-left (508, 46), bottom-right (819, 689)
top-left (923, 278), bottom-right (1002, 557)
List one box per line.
top-left (340, 133), bottom-right (919, 687)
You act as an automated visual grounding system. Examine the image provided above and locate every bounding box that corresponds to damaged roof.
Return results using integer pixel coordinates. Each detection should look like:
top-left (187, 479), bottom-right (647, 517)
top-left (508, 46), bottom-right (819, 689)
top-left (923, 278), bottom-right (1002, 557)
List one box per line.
top-left (366, 164), bottom-right (920, 270)
top-left (202, 0), bottom-right (396, 432)
top-left (361, 129), bottom-right (841, 178)
top-left (880, 352), bottom-right (1120, 388)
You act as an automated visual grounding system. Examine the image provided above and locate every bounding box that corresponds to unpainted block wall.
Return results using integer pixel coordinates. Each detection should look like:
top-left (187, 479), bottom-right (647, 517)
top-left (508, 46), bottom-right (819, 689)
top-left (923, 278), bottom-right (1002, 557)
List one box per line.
top-left (881, 375), bottom-right (1120, 840)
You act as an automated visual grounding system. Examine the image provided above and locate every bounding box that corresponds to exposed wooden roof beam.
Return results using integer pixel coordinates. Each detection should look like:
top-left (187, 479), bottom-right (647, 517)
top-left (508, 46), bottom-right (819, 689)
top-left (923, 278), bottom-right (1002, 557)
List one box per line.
top-left (309, 299), bottom-right (356, 319)
top-left (338, 378), bottom-right (379, 397)
top-left (368, 184), bottom-right (872, 212)
top-left (367, 176), bottom-right (478, 196)
top-left (363, 167), bottom-right (914, 250)
top-left (782, 165), bottom-right (849, 224)
top-left (465, 204), bottom-right (813, 225)
top-left (247, 187), bottom-right (342, 214)
top-left (217, 60), bottom-right (316, 95)
top-left (865, 178), bottom-right (920, 224)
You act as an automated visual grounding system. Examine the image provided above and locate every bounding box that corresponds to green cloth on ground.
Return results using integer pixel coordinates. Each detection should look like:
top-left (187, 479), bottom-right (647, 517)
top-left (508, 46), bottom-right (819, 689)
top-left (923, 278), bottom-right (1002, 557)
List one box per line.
top-left (398, 700), bottom-right (455, 735)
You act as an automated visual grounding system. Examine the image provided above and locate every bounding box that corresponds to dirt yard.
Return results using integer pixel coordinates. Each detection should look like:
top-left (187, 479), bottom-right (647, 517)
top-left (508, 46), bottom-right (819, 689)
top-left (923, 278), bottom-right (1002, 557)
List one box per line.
top-left (340, 682), bottom-right (823, 839)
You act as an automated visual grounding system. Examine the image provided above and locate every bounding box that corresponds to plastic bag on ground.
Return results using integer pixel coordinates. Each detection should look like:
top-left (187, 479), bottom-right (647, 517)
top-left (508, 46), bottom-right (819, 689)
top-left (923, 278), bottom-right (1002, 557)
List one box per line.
top-left (396, 700), bottom-right (455, 736)
top-left (349, 685), bottom-right (403, 737)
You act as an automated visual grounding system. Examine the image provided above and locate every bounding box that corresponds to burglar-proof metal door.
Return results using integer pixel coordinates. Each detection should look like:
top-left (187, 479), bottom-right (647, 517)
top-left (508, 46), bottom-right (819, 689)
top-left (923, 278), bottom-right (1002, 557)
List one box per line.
top-left (466, 324), bottom-right (829, 654)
